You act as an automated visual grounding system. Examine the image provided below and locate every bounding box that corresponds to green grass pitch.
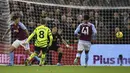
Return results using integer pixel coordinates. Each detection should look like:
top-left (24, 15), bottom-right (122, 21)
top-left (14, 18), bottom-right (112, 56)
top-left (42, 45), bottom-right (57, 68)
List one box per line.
top-left (0, 65), bottom-right (129, 73)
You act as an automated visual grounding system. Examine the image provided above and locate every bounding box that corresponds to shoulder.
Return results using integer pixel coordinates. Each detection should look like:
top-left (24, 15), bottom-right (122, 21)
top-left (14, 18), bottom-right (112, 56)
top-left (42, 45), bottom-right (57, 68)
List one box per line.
top-left (37, 25), bottom-right (50, 30)
top-left (88, 22), bottom-right (94, 27)
top-left (18, 22), bottom-right (26, 27)
top-left (76, 23), bottom-right (83, 28)
top-left (45, 26), bottom-right (51, 30)
top-left (79, 23), bottom-right (84, 26)
top-left (35, 25), bottom-right (41, 30)
top-left (19, 22), bottom-right (24, 25)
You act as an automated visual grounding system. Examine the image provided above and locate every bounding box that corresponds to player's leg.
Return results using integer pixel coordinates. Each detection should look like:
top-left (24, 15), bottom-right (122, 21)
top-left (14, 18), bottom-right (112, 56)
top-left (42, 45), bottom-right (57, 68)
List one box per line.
top-left (74, 51), bottom-right (82, 65)
top-left (74, 41), bottom-right (84, 65)
top-left (57, 47), bottom-right (63, 66)
top-left (25, 46), bottom-right (39, 66)
top-left (44, 49), bottom-right (50, 65)
top-left (39, 48), bottom-right (47, 66)
top-left (39, 53), bottom-right (46, 66)
top-left (5, 40), bottom-right (20, 54)
top-left (25, 52), bottom-right (38, 66)
top-left (21, 39), bottom-right (40, 65)
top-left (5, 46), bottom-right (15, 54)
top-left (44, 45), bottom-right (56, 65)
top-left (7, 52), bottom-right (14, 66)
top-left (85, 50), bottom-right (89, 67)
top-left (6, 40), bottom-right (21, 66)
top-left (21, 39), bottom-right (32, 55)
top-left (84, 42), bottom-right (91, 67)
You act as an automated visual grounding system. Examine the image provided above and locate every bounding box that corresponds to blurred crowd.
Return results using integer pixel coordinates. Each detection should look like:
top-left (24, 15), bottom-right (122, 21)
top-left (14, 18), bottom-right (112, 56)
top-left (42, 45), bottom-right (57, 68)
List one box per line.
top-left (9, 1), bottom-right (130, 44)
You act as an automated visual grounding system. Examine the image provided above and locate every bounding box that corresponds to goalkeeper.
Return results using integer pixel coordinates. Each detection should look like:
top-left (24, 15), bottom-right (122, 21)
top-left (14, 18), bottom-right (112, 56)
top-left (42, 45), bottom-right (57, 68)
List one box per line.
top-left (45, 26), bottom-right (73, 66)
top-left (23, 18), bottom-right (53, 66)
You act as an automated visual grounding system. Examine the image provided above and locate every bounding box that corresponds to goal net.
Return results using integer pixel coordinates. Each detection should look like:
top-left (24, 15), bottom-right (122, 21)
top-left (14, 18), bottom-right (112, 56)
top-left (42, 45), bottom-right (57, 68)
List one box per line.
top-left (0, 0), bottom-right (130, 65)
top-left (0, 0), bottom-right (11, 64)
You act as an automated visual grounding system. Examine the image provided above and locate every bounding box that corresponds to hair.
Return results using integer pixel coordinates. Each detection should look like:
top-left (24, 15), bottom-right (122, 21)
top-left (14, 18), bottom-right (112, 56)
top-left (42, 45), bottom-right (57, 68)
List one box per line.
top-left (11, 12), bottom-right (21, 21)
top-left (83, 15), bottom-right (89, 20)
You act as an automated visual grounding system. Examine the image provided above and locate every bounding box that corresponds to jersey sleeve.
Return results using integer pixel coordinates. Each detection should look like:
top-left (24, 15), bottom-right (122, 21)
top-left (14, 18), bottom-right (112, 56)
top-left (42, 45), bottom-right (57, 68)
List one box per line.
top-left (48, 28), bottom-right (53, 46)
top-left (92, 24), bottom-right (97, 35)
top-left (74, 24), bottom-right (81, 35)
top-left (19, 22), bottom-right (27, 30)
top-left (92, 24), bottom-right (97, 40)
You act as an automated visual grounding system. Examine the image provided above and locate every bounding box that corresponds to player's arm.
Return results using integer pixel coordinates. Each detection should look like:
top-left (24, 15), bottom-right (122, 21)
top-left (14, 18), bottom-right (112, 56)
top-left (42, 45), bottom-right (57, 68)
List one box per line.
top-left (2, 28), bottom-right (11, 40)
top-left (62, 39), bottom-right (73, 49)
top-left (92, 24), bottom-right (97, 41)
top-left (20, 22), bottom-right (29, 37)
top-left (74, 24), bottom-right (81, 37)
top-left (22, 28), bottom-right (36, 46)
top-left (24, 29), bottom-right (29, 37)
top-left (22, 30), bottom-right (35, 45)
top-left (48, 28), bottom-right (53, 47)
top-left (58, 33), bottom-right (73, 49)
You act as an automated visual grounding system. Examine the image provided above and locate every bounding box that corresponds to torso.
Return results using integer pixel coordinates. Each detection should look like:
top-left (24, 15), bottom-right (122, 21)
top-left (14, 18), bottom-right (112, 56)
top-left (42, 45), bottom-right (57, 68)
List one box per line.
top-left (10, 22), bottom-right (28, 40)
top-left (79, 22), bottom-right (93, 41)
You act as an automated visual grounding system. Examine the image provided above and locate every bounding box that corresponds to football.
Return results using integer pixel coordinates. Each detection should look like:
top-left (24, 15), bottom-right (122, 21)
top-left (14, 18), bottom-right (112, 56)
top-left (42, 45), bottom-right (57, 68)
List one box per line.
top-left (116, 31), bottom-right (123, 38)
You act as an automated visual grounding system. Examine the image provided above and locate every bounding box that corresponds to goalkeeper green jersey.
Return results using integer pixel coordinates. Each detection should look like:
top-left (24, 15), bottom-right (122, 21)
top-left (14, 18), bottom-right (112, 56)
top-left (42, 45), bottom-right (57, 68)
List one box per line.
top-left (27, 25), bottom-right (53, 47)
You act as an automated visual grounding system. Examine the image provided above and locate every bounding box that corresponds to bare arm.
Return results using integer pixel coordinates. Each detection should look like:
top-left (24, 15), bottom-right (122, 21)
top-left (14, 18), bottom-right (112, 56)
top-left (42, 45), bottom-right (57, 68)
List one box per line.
top-left (62, 39), bottom-right (73, 49)
top-left (58, 29), bottom-right (73, 49)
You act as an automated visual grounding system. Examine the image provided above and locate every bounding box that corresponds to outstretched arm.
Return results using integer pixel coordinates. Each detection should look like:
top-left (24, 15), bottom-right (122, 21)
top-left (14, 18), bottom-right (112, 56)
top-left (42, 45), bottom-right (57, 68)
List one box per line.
top-left (62, 39), bottom-right (73, 49)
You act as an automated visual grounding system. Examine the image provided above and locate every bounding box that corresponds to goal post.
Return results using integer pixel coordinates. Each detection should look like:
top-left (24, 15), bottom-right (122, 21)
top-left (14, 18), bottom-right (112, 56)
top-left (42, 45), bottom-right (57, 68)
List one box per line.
top-left (0, 0), bottom-right (11, 65)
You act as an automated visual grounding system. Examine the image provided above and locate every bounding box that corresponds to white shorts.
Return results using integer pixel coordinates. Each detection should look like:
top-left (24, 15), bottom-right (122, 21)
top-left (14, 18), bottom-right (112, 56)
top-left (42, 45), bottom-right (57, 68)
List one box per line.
top-left (12, 39), bottom-right (30, 50)
top-left (77, 40), bottom-right (91, 51)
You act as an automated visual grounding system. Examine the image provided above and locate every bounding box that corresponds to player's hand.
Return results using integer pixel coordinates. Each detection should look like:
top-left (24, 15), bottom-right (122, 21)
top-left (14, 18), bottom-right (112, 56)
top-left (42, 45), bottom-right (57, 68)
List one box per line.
top-left (21, 42), bottom-right (28, 49)
top-left (66, 45), bottom-right (74, 50)
top-left (22, 42), bottom-right (28, 45)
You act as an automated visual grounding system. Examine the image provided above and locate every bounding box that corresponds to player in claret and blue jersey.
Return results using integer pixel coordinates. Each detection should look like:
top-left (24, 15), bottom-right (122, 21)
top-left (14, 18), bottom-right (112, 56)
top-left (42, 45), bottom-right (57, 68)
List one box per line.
top-left (2, 13), bottom-right (31, 66)
top-left (74, 15), bottom-right (97, 67)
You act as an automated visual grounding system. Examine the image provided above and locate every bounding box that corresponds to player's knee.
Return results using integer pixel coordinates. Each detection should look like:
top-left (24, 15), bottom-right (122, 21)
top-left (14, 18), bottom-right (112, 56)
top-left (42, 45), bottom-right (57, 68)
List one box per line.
top-left (9, 46), bottom-right (15, 52)
top-left (76, 53), bottom-right (81, 58)
top-left (41, 54), bottom-right (45, 58)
